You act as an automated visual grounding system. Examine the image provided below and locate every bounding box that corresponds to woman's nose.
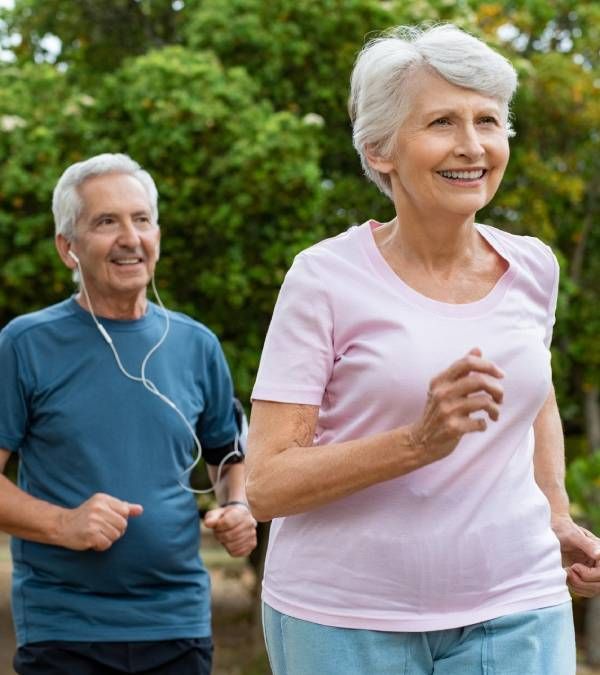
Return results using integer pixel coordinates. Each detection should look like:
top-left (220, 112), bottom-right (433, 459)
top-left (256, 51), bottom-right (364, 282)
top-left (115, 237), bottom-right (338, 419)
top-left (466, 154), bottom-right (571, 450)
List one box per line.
top-left (453, 124), bottom-right (485, 160)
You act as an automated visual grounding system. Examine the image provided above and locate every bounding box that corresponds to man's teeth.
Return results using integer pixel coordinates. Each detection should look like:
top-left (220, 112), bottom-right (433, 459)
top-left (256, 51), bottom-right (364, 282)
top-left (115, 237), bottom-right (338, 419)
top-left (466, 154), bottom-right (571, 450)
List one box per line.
top-left (438, 169), bottom-right (485, 180)
top-left (114, 258), bottom-right (141, 265)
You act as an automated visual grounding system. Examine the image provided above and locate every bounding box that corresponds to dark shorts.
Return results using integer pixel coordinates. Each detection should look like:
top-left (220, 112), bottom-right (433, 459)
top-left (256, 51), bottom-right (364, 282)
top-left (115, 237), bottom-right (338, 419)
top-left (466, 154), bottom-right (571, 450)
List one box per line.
top-left (14, 638), bottom-right (213, 675)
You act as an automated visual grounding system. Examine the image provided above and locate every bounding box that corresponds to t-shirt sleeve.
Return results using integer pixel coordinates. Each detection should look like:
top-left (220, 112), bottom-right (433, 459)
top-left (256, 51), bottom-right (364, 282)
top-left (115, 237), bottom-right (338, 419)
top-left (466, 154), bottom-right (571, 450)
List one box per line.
top-left (0, 331), bottom-right (29, 452)
top-left (543, 249), bottom-right (560, 349)
top-left (252, 252), bottom-right (335, 405)
top-left (197, 337), bottom-right (238, 462)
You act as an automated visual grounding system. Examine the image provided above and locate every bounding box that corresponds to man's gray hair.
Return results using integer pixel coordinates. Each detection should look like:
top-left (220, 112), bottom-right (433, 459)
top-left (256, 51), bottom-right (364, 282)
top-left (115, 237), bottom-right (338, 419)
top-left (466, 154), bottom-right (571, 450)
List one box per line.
top-left (52, 153), bottom-right (159, 240)
top-left (349, 24), bottom-right (518, 199)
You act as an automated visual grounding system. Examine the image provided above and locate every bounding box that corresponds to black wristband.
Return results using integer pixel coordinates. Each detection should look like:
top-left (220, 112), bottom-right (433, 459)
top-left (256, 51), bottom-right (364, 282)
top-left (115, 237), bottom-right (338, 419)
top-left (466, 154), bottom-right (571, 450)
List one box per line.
top-left (221, 500), bottom-right (250, 511)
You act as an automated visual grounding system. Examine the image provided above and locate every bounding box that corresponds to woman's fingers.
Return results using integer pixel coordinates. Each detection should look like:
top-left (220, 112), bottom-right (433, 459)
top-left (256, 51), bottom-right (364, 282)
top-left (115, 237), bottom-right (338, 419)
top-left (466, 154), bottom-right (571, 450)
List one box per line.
top-left (439, 351), bottom-right (505, 384)
top-left (455, 393), bottom-right (500, 422)
top-left (451, 373), bottom-right (504, 404)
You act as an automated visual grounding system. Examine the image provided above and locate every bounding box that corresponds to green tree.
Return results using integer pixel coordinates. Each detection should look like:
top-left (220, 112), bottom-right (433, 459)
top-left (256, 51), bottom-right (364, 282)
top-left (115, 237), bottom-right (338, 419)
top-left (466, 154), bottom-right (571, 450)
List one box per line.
top-left (1, 0), bottom-right (598, 662)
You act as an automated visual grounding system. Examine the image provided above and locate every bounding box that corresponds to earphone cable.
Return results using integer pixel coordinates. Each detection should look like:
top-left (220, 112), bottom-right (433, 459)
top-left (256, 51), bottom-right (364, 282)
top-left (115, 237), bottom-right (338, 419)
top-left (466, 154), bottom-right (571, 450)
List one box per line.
top-left (75, 261), bottom-right (239, 495)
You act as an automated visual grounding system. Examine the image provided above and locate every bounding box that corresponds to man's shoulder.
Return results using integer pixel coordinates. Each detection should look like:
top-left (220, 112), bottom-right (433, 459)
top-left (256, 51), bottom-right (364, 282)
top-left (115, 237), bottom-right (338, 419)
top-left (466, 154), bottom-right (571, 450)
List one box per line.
top-left (2, 299), bottom-right (75, 342)
top-left (160, 306), bottom-right (220, 348)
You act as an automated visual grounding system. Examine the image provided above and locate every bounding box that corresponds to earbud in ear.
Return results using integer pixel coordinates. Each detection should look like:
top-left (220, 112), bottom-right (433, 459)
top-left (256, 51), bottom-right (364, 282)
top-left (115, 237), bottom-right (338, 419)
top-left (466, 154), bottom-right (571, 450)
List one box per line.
top-left (68, 250), bottom-right (80, 264)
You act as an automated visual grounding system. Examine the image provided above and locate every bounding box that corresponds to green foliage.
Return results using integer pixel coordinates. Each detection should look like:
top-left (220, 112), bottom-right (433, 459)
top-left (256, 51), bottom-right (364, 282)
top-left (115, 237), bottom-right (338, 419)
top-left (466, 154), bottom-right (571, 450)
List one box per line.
top-left (87, 46), bottom-right (324, 388)
top-left (0, 1), bottom-right (598, 515)
top-left (0, 63), bottom-right (91, 317)
top-left (567, 451), bottom-right (600, 532)
top-left (1, 0), bottom-right (182, 75)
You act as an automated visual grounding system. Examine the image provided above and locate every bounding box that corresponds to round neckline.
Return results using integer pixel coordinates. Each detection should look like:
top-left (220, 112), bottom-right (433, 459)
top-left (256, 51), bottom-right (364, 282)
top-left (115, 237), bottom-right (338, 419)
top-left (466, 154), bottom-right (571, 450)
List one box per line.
top-left (360, 220), bottom-right (516, 318)
top-left (68, 296), bottom-right (158, 331)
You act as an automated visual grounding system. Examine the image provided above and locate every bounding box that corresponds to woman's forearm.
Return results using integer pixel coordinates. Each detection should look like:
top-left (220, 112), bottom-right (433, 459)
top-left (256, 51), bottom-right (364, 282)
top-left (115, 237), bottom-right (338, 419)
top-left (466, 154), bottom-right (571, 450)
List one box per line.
top-left (245, 412), bottom-right (421, 521)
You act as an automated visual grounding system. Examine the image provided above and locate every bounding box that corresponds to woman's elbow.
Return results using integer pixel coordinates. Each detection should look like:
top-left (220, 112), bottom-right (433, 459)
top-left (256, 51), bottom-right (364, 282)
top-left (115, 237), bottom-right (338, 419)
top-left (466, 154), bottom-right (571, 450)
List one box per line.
top-left (245, 464), bottom-right (277, 522)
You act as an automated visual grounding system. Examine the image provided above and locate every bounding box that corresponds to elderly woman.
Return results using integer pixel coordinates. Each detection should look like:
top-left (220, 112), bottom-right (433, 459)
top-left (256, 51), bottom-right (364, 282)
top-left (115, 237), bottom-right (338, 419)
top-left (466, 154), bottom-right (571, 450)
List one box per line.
top-left (246, 24), bottom-right (600, 674)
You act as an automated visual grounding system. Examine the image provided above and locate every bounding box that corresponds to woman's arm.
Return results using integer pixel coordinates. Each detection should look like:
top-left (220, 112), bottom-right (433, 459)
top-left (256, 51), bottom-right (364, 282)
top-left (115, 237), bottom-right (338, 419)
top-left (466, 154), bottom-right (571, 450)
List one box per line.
top-left (245, 401), bottom-right (419, 521)
top-left (246, 349), bottom-right (504, 521)
top-left (534, 386), bottom-right (600, 597)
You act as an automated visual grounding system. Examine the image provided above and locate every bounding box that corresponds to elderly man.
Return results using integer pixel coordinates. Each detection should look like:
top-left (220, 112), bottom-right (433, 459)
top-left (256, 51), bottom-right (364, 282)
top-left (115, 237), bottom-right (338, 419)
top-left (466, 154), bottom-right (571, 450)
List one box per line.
top-left (0, 153), bottom-right (257, 674)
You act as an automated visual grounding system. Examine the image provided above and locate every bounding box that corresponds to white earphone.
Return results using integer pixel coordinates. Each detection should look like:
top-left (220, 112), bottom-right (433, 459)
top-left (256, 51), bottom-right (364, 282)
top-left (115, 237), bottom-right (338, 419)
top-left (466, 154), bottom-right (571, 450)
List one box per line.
top-left (68, 250), bottom-right (241, 493)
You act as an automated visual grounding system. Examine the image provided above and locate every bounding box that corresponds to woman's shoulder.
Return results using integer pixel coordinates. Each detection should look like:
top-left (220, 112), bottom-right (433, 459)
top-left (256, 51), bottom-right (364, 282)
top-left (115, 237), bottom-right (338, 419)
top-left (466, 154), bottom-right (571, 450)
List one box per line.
top-left (477, 223), bottom-right (558, 279)
top-left (290, 222), bottom-right (367, 276)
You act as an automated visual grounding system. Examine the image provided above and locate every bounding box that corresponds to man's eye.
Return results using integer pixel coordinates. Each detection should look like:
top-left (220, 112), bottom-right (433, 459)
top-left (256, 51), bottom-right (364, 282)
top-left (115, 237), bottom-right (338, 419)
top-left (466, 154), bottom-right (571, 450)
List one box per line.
top-left (431, 117), bottom-right (451, 126)
top-left (479, 116), bottom-right (499, 125)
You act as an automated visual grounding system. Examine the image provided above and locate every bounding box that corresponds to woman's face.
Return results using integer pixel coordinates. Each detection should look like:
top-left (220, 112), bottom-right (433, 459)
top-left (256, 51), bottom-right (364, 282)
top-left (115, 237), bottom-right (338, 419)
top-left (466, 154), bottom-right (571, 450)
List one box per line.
top-left (372, 70), bottom-right (510, 219)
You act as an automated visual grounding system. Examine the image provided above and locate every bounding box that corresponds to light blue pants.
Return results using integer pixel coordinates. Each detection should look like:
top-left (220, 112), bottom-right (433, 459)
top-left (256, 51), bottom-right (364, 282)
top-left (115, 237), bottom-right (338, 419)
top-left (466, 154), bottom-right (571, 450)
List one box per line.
top-left (262, 601), bottom-right (575, 674)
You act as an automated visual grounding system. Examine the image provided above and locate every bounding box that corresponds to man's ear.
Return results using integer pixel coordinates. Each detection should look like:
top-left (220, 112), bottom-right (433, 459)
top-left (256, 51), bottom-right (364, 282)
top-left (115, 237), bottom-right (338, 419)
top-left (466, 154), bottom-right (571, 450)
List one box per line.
top-left (55, 234), bottom-right (77, 270)
top-left (364, 143), bottom-right (395, 175)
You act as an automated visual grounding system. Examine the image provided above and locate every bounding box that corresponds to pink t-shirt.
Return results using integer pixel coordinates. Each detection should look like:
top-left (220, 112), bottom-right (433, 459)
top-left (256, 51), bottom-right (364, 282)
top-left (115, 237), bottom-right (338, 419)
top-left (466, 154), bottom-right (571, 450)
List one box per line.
top-left (252, 221), bottom-right (570, 631)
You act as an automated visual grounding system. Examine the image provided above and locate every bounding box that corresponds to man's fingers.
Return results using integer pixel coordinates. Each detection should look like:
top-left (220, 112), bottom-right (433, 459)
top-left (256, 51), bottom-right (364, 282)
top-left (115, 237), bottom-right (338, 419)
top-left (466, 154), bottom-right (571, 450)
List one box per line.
top-left (91, 531), bottom-right (116, 552)
top-left (96, 520), bottom-right (124, 543)
top-left (205, 506), bottom-right (255, 529)
top-left (126, 503), bottom-right (144, 518)
top-left (203, 507), bottom-right (226, 528)
top-left (97, 496), bottom-right (143, 521)
top-left (226, 540), bottom-right (257, 558)
top-left (213, 510), bottom-right (253, 533)
top-left (214, 520), bottom-right (255, 542)
top-left (216, 529), bottom-right (258, 557)
top-left (216, 529), bottom-right (255, 548)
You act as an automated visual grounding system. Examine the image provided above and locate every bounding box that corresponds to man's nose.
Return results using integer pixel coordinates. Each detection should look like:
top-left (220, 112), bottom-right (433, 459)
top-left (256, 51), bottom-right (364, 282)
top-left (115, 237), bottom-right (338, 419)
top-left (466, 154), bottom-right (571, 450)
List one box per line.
top-left (116, 219), bottom-right (142, 247)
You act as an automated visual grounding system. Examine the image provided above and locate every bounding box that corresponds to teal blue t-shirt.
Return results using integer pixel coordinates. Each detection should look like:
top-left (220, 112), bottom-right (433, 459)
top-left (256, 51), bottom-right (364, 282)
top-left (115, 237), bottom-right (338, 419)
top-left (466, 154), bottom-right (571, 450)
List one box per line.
top-left (0, 298), bottom-right (237, 645)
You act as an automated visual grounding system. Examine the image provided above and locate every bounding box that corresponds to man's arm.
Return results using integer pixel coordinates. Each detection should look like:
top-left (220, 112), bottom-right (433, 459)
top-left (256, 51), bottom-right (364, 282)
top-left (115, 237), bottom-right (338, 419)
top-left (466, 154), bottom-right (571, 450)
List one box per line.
top-left (203, 462), bottom-right (257, 558)
top-left (534, 387), bottom-right (600, 597)
top-left (0, 448), bottom-right (143, 551)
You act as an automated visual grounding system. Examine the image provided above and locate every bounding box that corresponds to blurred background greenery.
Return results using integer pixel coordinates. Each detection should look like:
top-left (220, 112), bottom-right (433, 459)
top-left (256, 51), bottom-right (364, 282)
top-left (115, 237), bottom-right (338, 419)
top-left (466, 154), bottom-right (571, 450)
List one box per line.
top-left (0, 0), bottom-right (598, 670)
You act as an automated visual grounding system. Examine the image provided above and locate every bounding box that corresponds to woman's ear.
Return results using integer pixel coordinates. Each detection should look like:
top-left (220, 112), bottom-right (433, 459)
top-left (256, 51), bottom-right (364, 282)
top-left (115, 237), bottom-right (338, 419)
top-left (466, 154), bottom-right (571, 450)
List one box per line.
top-left (364, 143), bottom-right (395, 175)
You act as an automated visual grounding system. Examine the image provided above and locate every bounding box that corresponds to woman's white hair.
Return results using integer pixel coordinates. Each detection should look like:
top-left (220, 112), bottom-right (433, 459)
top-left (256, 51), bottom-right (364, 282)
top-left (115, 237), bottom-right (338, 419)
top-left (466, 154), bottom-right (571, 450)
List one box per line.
top-left (52, 153), bottom-right (159, 240)
top-left (349, 24), bottom-right (518, 199)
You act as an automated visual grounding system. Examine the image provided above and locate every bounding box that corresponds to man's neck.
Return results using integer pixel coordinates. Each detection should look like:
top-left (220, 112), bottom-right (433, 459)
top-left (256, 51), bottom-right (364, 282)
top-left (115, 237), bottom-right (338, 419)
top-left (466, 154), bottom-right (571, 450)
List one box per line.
top-left (75, 291), bottom-right (148, 320)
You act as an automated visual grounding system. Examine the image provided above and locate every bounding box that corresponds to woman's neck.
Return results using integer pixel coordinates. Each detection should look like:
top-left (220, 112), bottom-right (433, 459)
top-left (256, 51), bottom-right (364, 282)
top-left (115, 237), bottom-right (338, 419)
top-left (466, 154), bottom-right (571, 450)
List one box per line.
top-left (375, 212), bottom-right (480, 274)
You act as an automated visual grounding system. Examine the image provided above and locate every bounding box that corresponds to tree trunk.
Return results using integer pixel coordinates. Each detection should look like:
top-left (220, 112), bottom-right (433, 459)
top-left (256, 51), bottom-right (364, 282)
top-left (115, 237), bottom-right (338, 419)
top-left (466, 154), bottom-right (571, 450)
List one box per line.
top-left (584, 386), bottom-right (600, 450)
top-left (587, 596), bottom-right (600, 665)
top-left (584, 386), bottom-right (600, 664)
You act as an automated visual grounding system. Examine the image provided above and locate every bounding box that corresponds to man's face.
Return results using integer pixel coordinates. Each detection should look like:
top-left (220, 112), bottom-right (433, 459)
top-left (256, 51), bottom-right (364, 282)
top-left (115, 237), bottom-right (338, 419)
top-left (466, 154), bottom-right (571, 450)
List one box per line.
top-left (58, 172), bottom-right (160, 311)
